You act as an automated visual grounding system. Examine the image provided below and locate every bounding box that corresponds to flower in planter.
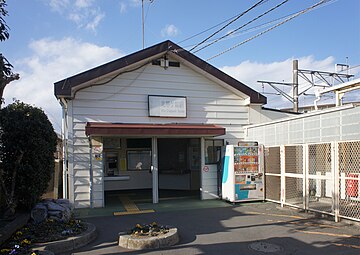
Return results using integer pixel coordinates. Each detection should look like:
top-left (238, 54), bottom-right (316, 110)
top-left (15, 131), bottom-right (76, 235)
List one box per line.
top-left (20, 239), bottom-right (31, 246)
top-left (130, 223), bottom-right (169, 237)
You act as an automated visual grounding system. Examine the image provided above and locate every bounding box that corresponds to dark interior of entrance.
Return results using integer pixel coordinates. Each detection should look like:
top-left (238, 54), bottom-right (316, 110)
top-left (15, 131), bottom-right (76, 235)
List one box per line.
top-left (158, 138), bottom-right (201, 198)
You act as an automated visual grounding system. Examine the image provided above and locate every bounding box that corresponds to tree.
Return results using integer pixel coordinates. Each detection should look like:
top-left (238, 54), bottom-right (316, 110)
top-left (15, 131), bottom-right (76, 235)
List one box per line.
top-left (0, 0), bottom-right (19, 108)
top-left (0, 102), bottom-right (57, 215)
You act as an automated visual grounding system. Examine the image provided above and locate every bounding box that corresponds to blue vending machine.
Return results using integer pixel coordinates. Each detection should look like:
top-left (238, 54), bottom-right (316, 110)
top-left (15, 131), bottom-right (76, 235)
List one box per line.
top-left (222, 142), bottom-right (264, 202)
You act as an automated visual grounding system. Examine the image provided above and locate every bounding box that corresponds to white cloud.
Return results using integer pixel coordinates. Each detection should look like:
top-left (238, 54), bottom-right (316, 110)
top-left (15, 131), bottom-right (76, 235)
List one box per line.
top-left (161, 24), bottom-right (179, 37)
top-left (120, 2), bottom-right (127, 13)
top-left (118, 0), bottom-right (154, 14)
top-left (129, 0), bottom-right (141, 7)
top-left (221, 56), bottom-right (360, 109)
top-left (75, 0), bottom-right (94, 8)
top-left (45, 0), bottom-right (105, 32)
top-left (3, 38), bottom-right (122, 132)
top-left (48, 0), bottom-right (70, 13)
top-left (85, 12), bottom-right (105, 32)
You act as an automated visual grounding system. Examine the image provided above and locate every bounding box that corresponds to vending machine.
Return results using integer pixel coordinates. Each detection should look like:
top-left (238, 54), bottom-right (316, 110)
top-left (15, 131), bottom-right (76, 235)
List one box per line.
top-left (222, 142), bottom-right (264, 202)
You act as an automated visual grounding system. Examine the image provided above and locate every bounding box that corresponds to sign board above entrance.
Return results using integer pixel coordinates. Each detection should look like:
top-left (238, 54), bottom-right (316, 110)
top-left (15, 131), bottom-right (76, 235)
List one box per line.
top-left (148, 95), bottom-right (187, 118)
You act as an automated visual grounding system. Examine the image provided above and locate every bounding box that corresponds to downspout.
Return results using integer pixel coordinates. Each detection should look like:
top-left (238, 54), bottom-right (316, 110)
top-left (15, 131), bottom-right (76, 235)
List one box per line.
top-left (88, 136), bottom-right (94, 208)
top-left (59, 98), bottom-right (68, 199)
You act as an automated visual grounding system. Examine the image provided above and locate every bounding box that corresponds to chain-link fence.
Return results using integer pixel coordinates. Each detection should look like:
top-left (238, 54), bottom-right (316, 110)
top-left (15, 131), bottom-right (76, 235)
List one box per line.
top-left (264, 140), bottom-right (360, 222)
top-left (338, 141), bottom-right (360, 221)
top-left (264, 147), bottom-right (281, 202)
top-left (284, 145), bottom-right (304, 207)
top-left (307, 143), bottom-right (333, 214)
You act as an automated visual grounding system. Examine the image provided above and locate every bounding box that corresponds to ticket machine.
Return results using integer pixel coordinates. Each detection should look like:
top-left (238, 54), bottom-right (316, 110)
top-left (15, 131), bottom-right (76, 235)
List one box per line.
top-left (222, 142), bottom-right (264, 202)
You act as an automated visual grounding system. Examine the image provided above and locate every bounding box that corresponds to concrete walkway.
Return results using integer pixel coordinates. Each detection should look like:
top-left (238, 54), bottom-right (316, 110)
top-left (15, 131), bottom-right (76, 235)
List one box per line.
top-left (65, 202), bottom-right (360, 255)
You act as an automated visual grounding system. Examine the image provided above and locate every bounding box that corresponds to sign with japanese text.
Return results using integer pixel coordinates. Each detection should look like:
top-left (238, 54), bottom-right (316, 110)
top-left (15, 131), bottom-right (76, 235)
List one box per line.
top-left (148, 95), bottom-right (187, 118)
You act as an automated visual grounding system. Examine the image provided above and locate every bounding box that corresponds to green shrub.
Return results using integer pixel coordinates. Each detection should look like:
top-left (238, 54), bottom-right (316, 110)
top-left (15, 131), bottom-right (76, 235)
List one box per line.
top-left (0, 101), bottom-right (57, 212)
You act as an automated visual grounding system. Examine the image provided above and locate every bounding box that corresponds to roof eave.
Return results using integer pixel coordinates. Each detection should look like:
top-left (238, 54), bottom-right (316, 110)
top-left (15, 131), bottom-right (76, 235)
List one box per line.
top-left (54, 40), bottom-right (173, 99)
top-left (54, 40), bottom-right (266, 104)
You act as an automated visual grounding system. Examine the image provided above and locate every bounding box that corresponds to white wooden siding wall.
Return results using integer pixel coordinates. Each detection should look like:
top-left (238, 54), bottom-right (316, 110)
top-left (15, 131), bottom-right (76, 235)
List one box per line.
top-left (69, 102), bottom-right (105, 208)
top-left (69, 61), bottom-right (250, 208)
top-left (245, 105), bottom-right (360, 146)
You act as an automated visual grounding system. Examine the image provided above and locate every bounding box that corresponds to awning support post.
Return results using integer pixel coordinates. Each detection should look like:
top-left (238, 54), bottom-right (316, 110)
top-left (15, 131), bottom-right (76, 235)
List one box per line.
top-left (151, 137), bottom-right (159, 204)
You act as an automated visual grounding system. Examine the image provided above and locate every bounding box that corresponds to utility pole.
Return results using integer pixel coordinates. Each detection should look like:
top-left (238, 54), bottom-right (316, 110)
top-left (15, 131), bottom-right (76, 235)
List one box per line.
top-left (292, 60), bottom-right (299, 112)
top-left (142, 0), bottom-right (145, 49)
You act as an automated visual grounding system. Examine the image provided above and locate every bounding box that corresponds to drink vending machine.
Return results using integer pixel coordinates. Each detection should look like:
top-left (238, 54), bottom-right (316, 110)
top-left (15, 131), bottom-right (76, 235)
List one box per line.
top-left (222, 142), bottom-right (264, 202)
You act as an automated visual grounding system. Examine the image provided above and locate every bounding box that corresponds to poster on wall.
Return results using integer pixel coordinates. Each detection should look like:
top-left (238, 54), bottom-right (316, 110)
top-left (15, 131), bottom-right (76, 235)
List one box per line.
top-left (93, 145), bottom-right (103, 161)
top-left (148, 95), bottom-right (187, 117)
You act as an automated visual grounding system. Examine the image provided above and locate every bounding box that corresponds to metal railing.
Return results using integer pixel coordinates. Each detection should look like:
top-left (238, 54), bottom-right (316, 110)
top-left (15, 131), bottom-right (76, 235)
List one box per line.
top-left (264, 140), bottom-right (360, 222)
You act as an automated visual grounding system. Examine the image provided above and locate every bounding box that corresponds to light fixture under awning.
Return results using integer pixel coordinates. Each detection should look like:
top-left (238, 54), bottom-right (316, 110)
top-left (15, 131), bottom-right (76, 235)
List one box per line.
top-left (85, 122), bottom-right (226, 137)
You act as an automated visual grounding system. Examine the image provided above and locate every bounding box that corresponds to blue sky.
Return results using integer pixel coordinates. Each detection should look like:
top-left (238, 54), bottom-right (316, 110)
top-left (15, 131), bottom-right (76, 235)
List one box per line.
top-left (2, 0), bottom-right (360, 131)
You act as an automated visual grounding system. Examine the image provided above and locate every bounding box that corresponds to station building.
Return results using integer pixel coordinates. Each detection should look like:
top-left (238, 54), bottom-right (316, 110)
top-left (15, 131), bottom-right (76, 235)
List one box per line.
top-left (54, 40), bottom-right (293, 208)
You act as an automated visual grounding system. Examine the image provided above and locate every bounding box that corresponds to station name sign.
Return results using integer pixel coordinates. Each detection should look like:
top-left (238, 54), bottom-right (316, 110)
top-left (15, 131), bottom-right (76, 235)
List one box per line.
top-left (148, 95), bottom-right (187, 118)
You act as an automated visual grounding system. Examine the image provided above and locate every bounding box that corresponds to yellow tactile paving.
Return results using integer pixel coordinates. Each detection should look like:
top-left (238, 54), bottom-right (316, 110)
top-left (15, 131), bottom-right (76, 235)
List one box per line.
top-left (113, 195), bottom-right (154, 216)
top-left (113, 210), bottom-right (154, 216)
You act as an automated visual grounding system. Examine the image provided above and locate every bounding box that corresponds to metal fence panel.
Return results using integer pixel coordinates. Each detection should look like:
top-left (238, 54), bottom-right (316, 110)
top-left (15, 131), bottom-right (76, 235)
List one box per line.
top-left (285, 176), bottom-right (303, 207)
top-left (284, 145), bottom-right (303, 174)
top-left (283, 145), bottom-right (304, 208)
top-left (264, 146), bottom-right (281, 202)
top-left (264, 140), bottom-right (360, 222)
top-left (338, 141), bottom-right (360, 220)
top-left (307, 143), bottom-right (333, 214)
top-left (265, 147), bottom-right (281, 175)
top-left (265, 175), bottom-right (281, 202)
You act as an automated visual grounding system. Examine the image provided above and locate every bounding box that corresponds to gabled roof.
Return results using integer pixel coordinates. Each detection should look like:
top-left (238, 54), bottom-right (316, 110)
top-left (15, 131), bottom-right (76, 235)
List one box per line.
top-left (54, 40), bottom-right (266, 104)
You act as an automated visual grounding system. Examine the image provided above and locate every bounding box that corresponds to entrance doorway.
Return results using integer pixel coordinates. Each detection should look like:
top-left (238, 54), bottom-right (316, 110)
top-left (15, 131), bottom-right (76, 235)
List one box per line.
top-left (157, 138), bottom-right (201, 199)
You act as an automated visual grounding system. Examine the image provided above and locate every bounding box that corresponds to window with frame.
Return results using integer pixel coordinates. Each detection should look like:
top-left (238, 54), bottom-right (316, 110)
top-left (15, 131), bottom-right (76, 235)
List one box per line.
top-left (205, 139), bottom-right (224, 164)
top-left (127, 150), bottom-right (151, 171)
top-left (126, 138), bottom-right (152, 171)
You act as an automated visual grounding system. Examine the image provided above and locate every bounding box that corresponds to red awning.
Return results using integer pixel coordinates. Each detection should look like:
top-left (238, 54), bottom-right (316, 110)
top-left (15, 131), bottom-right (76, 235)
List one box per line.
top-left (85, 122), bottom-right (225, 137)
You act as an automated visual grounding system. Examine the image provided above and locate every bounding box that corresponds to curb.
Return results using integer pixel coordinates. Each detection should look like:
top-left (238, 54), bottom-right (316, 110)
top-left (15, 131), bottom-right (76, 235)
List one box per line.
top-left (32, 222), bottom-right (96, 254)
top-left (118, 228), bottom-right (179, 250)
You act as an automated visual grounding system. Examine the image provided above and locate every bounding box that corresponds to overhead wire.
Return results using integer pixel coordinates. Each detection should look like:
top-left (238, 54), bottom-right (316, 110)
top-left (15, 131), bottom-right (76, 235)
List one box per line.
top-left (193, 0), bottom-right (290, 54)
top-left (189, 0), bottom-right (268, 52)
top-left (206, 0), bottom-right (332, 61)
top-left (182, 10), bottom-right (304, 50)
top-left (145, 0), bottom-right (155, 22)
top-left (177, 7), bottom-right (265, 45)
top-left (182, 0), bottom-right (336, 51)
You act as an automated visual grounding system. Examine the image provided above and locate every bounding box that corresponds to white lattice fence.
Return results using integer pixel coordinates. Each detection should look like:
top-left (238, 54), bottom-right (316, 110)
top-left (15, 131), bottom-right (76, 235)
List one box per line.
top-left (264, 140), bottom-right (360, 222)
top-left (307, 143), bottom-right (333, 214)
top-left (264, 146), bottom-right (281, 202)
top-left (338, 141), bottom-right (360, 221)
top-left (283, 145), bottom-right (304, 208)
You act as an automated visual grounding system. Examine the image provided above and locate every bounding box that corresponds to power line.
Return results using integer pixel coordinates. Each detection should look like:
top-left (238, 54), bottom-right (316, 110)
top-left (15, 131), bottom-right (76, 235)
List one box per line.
top-left (189, 0), bottom-right (268, 52)
top-left (206, 0), bottom-right (332, 61)
top-left (177, 7), bottom-right (261, 45)
top-left (193, 0), bottom-right (290, 54)
top-left (182, 0), bottom-right (336, 51)
top-left (182, 10), bottom-right (304, 50)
